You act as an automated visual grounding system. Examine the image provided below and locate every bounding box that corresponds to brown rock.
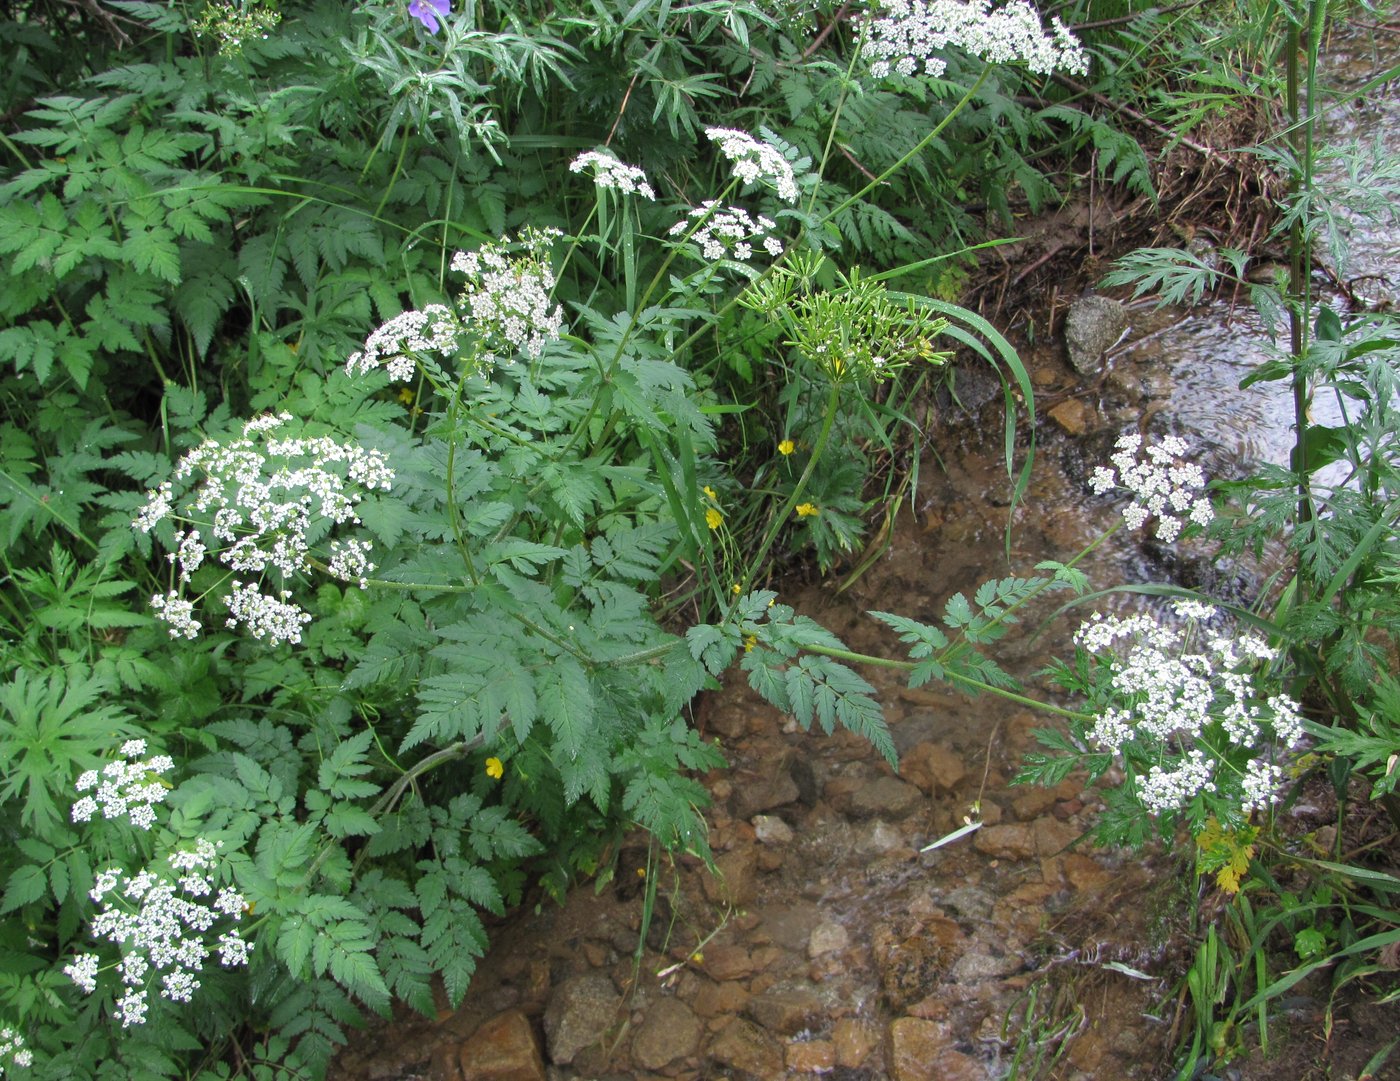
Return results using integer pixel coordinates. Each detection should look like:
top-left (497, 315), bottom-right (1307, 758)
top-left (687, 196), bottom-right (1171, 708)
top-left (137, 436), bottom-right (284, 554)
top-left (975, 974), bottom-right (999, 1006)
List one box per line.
top-left (745, 987), bottom-right (825, 1035)
top-left (752, 814), bottom-right (795, 845)
top-left (786, 1039), bottom-right (837, 1072)
top-left (886, 1018), bottom-right (984, 1081)
top-left (704, 845), bottom-right (759, 906)
top-left (973, 822), bottom-right (1036, 860)
top-left (708, 1017), bottom-right (783, 1077)
top-left (1009, 786), bottom-right (1058, 820)
top-left (833, 1018), bottom-right (880, 1067)
top-left (901, 742), bottom-right (967, 796)
top-left (872, 917), bottom-right (963, 1010)
top-left (847, 777), bottom-right (925, 820)
top-left (1062, 853), bottom-right (1113, 893)
top-left (807, 920), bottom-right (849, 959)
top-left (459, 1010), bottom-right (546, 1081)
top-left (1048, 397), bottom-right (1093, 437)
top-left (542, 974), bottom-right (619, 1065)
top-left (703, 944), bottom-right (755, 983)
top-left (757, 847), bottom-right (785, 872)
top-left (692, 979), bottom-right (750, 1018)
top-left (1033, 816), bottom-right (1079, 856)
top-left (729, 763), bottom-right (800, 818)
top-left (631, 997), bottom-right (702, 1071)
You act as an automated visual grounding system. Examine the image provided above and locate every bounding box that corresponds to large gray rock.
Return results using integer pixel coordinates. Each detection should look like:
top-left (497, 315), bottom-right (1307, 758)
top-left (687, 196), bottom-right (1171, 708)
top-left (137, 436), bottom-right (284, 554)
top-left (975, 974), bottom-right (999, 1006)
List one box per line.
top-left (542, 973), bottom-right (619, 1065)
top-left (1065, 295), bottom-right (1128, 376)
top-left (631, 996), bottom-right (701, 1070)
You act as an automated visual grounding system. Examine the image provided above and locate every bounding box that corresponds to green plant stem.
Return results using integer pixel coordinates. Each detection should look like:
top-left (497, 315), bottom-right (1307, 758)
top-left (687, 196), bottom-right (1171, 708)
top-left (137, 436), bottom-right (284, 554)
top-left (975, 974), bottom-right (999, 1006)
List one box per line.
top-left (734, 381), bottom-right (841, 605)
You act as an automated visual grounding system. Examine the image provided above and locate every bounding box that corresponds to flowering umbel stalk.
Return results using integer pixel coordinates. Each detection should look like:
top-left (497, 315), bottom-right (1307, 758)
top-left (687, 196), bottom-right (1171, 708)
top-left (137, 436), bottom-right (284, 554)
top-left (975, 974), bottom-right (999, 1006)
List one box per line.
top-left (134, 412), bottom-right (393, 645)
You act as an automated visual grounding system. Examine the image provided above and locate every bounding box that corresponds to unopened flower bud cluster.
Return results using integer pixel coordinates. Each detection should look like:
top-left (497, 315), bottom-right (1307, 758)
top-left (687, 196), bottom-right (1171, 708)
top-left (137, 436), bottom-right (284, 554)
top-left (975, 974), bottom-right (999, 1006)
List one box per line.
top-left (134, 412), bottom-right (393, 645)
top-left (861, 0), bottom-right (1088, 80)
top-left (71, 739), bottom-right (173, 831)
top-left (705, 128), bottom-right (800, 203)
top-left (1090, 433), bottom-right (1214, 543)
top-left (1076, 600), bottom-right (1305, 816)
top-left (669, 202), bottom-right (785, 263)
top-left (569, 150), bottom-right (657, 199)
top-left (0, 1026), bottom-right (32, 1072)
top-left (63, 839), bottom-right (251, 1028)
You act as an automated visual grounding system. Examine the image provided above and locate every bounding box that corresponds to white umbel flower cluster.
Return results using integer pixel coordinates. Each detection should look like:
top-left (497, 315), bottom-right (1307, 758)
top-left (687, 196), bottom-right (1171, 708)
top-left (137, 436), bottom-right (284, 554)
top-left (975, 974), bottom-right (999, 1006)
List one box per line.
top-left (1076, 600), bottom-right (1305, 816)
top-left (0, 1025), bottom-right (32, 1072)
top-left (1090, 433), bottom-right (1215, 543)
top-left (705, 128), bottom-right (800, 203)
top-left (63, 839), bottom-right (251, 1028)
top-left (860, 0), bottom-right (1088, 79)
top-left (569, 150), bottom-right (657, 199)
top-left (71, 739), bottom-right (174, 831)
top-left (134, 412), bottom-right (393, 644)
top-left (345, 305), bottom-right (459, 381)
top-left (669, 202), bottom-right (785, 263)
top-left (450, 226), bottom-right (566, 370)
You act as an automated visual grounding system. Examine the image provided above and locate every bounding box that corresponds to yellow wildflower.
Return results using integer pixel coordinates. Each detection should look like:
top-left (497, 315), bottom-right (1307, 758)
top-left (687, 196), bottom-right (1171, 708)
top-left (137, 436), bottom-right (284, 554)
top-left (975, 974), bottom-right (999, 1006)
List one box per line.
top-left (705, 508), bottom-right (723, 530)
top-left (743, 634), bottom-right (757, 653)
top-left (703, 485), bottom-right (717, 500)
top-left (396, 387), bottom-right (415, 405)
top-left (732, 582), bottom-right (742, 595)
top-left (795, 503), bottom-right (819, 518)
top-left (636, 867), bottom-right (647, 878)
top-left (777, 439), bottom-right (795, 456)
top-left (485, 757), bottom-right (504, 780)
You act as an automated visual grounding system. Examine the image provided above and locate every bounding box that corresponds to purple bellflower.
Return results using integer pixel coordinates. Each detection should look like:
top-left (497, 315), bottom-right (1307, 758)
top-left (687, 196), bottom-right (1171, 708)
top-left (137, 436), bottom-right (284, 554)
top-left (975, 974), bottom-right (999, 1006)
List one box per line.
top-left (408, 0), bottom-right (449, 33)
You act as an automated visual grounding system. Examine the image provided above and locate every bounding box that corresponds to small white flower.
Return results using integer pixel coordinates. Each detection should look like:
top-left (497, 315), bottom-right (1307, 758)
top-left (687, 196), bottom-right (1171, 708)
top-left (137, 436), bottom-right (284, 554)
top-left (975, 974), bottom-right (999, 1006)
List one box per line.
top-left (669, 202), bottom-right (784, 266)
top-left (569, 150), bottom-right (656, 199)
top-left (1092, 434), bottom-right (1214, 539)
top-left (704, 127), bottom-right (800, 203)
top-left (64, 953), bottom-right (100, 994)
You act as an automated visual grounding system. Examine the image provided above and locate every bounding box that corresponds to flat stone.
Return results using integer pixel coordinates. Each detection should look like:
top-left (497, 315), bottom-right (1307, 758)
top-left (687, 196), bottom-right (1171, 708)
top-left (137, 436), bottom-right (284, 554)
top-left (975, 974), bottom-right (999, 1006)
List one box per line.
top-left (847, 776), bottom-right (925, 820)
top-left (708, 1017), bottom-right (783, 1077)
top-left (973, 823), bottom-right (1036, 860)
top-left (729, 767), bottom-right (800, 819)
top-left (542, 974), bottom-right (619, 1065)
top-left (886, 1018), bottom-right (985, 1081)
top-left (704, 844), bottom-right (759, 906)
top-left (459, 1010), bottom-right (546, 1081)
top-left (807, 920), bottom-right (849, 959)
top-left (744, 987), bottom-right (825, 1036)
top-left (631, 997), bottom-right (701, 1071)
top-left (1062, 853), bottom-right (1113, 893)
top-left (702, 944), bottom-right (755, 983)
top-left (1048, 398), bottom-right (1093, 437)
top-left (759, 902), bottom-right (823, 952)
top-left (1033, 816), bottom-right (1079, 856)
top-left (901, 742), bottom-right (967, 796)
top-left (786, 1039), bottom-right (836, 1072)
top-left (832, 1018), bottom-right (880, 1067)
top-left (872, 917), bottom-right (963, 1010)
top-left (753, 814), bottom-right (795, 845)
top-left (692, 979), bottom-right (749, 1019)
top-left (1009, 786), bottom-right (1059, 820)
top-left (1065, 294), bottom-right (1128, 375)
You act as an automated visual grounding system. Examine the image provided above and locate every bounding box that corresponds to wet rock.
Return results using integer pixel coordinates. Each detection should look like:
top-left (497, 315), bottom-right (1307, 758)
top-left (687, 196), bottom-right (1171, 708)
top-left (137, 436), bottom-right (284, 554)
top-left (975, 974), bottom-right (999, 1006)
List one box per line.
top-left (833, 1018), bottom-right (880, 1068)
top-left (704, 844), bottom-right (759, 906)
top-left (708, 1017), bottom-right (783, 1077)
top-left (900, 742), bottom-right (967, 796)
top-left (1065, 295), bottom-right (1128, 376)
top-left (862, 820), bottom-right (905, 853)
top-left (759, 902), bottom-right (823, 952)
top-left (459, 1010), bottom-right (546, 1081)
top-left (753, 814), bottom-right (795, 845)
top-left (873, 917), bottom-right (963, 1010)
top-left (1048, 398), bottom-right (1094, 437)
top-left (973, 823), bottom-right (1036, 860)
top-left (692, 979), bottom-right (750, 1018)
top-left (1033, 816), bottom-right (1079, 856)
top-left (729, 764), bottom-right (800, 819)
top-left (745, 986), bottom-right (825, 1035)
top-left (807, 920), bottom-right (849, 959)
top-left (631, 997), bottom-right (701, 1071)
top-left (847, 777), bottom-right (925, 820)
top-left (1062, 853), bottom-right (1113, 892)
top-left (1009, 786), bottom-right (1059, 820)
top-left (948, 943), bottom-right (1022, 983)
top-left (702, 944), bottom-right (756, 983)
top-left (786, 1039), bottom-right (837, 1072)
top-left (886, 1018), bottom-right (985, 1081)
top-left (542, 973), bottom-right (619, 1066)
